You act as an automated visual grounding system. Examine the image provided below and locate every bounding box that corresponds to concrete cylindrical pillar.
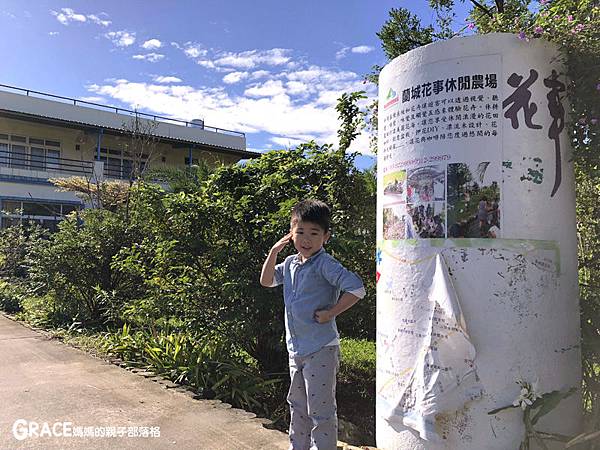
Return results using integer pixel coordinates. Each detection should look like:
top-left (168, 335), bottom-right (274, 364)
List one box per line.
top-left (376, 33), bottom-right (581, 449)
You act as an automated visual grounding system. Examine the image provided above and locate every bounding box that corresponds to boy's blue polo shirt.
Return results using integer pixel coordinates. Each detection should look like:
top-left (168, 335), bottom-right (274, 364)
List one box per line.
top-left (273, 248), bottom-right (364, 357)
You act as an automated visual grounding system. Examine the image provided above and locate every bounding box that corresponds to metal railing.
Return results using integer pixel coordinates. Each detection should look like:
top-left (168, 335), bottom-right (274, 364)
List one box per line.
top-left (0, 150), bottom-right (94, 175)
top-left (0, 83), bottom-right (246, 138)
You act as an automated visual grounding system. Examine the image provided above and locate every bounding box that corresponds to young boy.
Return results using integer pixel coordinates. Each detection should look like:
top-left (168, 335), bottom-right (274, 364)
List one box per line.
top-left (260, 199), bottom-right (365, 450)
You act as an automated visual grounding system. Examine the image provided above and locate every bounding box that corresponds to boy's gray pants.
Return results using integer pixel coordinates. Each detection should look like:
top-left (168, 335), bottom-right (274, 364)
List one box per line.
top-left (287, 345), bottom-right (340, 450)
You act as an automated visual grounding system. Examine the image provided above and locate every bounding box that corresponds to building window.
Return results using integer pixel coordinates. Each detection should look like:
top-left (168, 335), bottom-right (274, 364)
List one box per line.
top-left (0, 134), bottom-right (61, 171)
top-left (99, 147), bottom-right (148, 179)
top-left (0, 199), bottom-right (80, 231)
top-left (10, 144), bottom-right (26, 168)
top-left (0, 141), bottom-right (7, 166)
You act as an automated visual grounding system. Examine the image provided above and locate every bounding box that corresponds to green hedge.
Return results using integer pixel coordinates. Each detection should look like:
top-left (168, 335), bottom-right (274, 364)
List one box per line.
top-left (340, 338), bottom-right (376, 381)
top-left (338, 338), bottom-right (376, 444)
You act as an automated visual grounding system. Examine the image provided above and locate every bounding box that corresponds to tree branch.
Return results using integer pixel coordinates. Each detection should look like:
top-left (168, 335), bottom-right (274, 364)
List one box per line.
top-left (406, 36), bottom-right (427, 47)
top-left (469, 0), bottom-right (495, 18)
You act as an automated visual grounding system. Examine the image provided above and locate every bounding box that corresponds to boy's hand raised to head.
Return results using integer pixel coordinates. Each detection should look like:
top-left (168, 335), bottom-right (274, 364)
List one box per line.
top-left (271, 232), bottom-right (292, 253)
top-left (260, 232), bottom-right (292, 287)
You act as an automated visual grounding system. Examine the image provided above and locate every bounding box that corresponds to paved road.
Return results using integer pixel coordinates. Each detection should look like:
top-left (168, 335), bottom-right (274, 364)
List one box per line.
top-left (0, 314), bottom-right (289, 449)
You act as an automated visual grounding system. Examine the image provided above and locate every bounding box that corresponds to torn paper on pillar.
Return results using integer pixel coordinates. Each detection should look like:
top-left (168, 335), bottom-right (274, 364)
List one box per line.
top-left (380, 253), bottom-right (483, 441)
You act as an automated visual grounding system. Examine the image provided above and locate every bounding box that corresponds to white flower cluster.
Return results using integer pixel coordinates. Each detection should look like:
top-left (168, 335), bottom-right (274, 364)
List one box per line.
top-left (512, 380), bottom-right (542, 410)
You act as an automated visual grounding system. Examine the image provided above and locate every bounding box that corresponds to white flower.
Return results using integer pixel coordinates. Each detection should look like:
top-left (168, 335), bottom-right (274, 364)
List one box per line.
top-left (512, 381), bottom-right (537, 410)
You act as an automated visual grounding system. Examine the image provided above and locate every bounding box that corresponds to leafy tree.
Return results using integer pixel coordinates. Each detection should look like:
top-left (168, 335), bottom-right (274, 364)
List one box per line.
top-left (144, 159), bottom-right (214, 194)
top-left (50, 177), bottom-right (131, 212)
top-left (336, 91), bottom-right (367, 153)
top-left (0, 225), bottom-right (48, 313)
top-left (29, 209), bottom-right (146, 326)
top-left (377, 8), bottom-right (435, 60)
top-left (0, 224), bottom-right (46, 279)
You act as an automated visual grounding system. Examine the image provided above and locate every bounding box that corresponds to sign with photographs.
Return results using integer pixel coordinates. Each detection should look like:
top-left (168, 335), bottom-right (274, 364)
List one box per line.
top-left (380, 54), bottom-right (502, 240)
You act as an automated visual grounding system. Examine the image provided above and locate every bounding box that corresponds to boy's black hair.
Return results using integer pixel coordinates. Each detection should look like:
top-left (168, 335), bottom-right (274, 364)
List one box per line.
top-left (290, 199), bottom-right (331, 232)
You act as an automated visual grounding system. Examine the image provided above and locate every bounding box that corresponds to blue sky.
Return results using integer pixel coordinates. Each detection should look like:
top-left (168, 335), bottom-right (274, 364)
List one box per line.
top-left (0, 1), bottom-right (471, 169)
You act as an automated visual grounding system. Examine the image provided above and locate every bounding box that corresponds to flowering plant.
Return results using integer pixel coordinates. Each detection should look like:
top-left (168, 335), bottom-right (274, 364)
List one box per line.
top-left (512, 380), bottom-right (543, 410)
top-left (470, 0), bottom-right (600, 171)
top-left (488, 379), bottom-right (576, 450)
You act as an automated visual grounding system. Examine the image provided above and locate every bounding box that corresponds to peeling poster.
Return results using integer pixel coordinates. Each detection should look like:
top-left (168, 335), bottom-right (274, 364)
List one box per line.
top-left (378, 253), bottom-right (483, 441)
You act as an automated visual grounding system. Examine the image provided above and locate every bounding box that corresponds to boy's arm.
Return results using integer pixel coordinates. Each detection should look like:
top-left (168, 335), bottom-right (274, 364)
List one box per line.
top-left (314, 292), bottom-right (361, 323)
top-left (259, 250), bottom-right (279, 287)
top-left (260, 232), bottom-right (292, 287)
top-left (315, 257), bottom-right (366, 323)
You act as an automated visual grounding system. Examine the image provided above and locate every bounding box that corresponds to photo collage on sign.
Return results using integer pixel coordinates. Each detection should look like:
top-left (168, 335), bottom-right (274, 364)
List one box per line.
top-left (446, 162), bottom-right (500, 238)
top-left (382, 170), bottom-right (407, 240)
top-left (383, 162), bottom-right (501, 239)
top-left (406, 165), bottom-right (446, 238)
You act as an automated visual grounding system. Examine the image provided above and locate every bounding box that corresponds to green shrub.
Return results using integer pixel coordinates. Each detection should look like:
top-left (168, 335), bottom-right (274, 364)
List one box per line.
top-left (0, 224), bottom-right (47, 279)
top-left (0, 280), bottom-right (26, 313)
top-left (0, 225), bottom-right (47, 314)
top-left (111, 145), bottom-right (376, 375)
top-left (28, 209), bottom-right (147, 327)
top-left (15, 294), bottom-right (60, 327)
top-left (102, 324), bottom-right (282, 415)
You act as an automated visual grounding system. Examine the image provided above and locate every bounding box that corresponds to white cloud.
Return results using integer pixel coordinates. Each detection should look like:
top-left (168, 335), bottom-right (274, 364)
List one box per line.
top-left (244, 80), bottom-right (286, 98)
top-left (133, 53), bottom-right (164, 63)
top-left (175, 46), bottom-right (296, 73)
top-left (88, 14), bottom-right (111, 27)
top-left (197, 60), bottom-right (216, 69)
top-left (183, 43), bottom-right (207, 58)
top-left (51, 8), bottom-right (111, 26)
top-left (52, 8), bottom-right (86, 25)
top-left (251, 70), bottom-right (271, 80)
top-left (153, 76), bottom-right (182, 83)
top-left (78, 96), bottom-right (104, 103)
top-left (270, 136), bottom-right (308, 148)
top-left (223, 71), bottom-right (249, 84)
top-left (48, 31), bottom-right (59, 36)
top-left (91, 80), bottom-right (330, 136)
top-left (86, 56), bottom-right (377, 155)
top-left (142, 39), bottom-right (162, 50)
top-left (286, 60), bottom-right (302, 70)
top-left (336, 47), bottom-right (350, 60)
top-left (247, 146), bottom-right (269, 153)
top-left (351, 45), bottom-right (374, 54)
top-left (105, 30), bottom-right (136, 47)
top-left (214, 48), bottom-right (291, 69)
top-left (315, 90), bottom-right (344, 106)
top-left (285, 66), bottom-right (358, 85)
top-left (285, 81), bottom-right (309, 96)
top-left (347, 130), bottom-right (373, 156)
